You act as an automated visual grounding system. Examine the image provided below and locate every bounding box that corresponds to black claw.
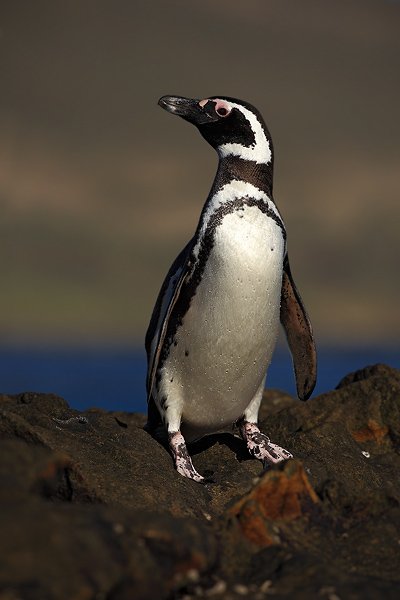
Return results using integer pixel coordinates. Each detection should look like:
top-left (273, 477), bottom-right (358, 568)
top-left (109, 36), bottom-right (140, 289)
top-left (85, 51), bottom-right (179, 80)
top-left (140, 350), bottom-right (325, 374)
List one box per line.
top-left (202, 476), bottom-right (215, 485)
top-left (203, 469), bottom-right (214, 477)
top-left (202, 470), bottom-right (215, 484)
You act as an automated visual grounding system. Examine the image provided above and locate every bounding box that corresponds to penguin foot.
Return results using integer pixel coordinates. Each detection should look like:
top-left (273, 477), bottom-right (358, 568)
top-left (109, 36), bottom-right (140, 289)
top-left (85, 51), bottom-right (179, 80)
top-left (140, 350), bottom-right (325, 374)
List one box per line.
top-left (239, 421), bottom-right (293, 465)
top-left (168, 431), bottom-right (204, 483)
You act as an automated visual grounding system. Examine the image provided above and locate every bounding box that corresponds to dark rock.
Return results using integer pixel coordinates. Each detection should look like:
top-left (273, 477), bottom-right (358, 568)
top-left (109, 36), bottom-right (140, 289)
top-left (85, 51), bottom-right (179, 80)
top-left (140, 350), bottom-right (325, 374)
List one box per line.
top-left (335, 363), bottom-right (400, 389)
top-left (0, 364), bottom-right (400, 599)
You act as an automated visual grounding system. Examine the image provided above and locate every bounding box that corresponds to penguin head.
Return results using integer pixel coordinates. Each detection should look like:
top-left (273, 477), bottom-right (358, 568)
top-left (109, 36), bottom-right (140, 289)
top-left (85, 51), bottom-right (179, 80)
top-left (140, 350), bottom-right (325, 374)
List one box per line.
top-left (159, 95), bottom-right (273, 165)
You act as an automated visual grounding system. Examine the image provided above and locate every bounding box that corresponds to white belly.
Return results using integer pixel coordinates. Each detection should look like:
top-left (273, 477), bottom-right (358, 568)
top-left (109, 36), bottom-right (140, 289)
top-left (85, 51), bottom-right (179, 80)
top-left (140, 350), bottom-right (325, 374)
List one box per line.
top-left (159, 206), bottom-right (285, 440)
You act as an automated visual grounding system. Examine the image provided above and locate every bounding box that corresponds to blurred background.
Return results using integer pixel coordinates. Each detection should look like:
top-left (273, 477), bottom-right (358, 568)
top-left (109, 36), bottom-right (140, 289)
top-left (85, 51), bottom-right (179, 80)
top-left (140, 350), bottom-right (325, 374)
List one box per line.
top-left (0, 0), bottom-right (398, 410)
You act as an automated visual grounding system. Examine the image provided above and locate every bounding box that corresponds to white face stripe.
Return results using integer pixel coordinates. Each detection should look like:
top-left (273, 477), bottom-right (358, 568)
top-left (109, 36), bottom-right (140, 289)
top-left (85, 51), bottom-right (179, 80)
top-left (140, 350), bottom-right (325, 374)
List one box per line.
top-left (213, 100), bottom-right (272, 166)
top-left (192, 180), bottom-right (281, 259)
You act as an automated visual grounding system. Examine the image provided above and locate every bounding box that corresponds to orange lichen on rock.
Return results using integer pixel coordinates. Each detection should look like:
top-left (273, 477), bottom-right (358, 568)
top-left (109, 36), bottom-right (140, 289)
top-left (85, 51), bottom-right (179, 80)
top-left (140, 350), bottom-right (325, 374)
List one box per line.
top-left (351, 419), bottom-right (389, 444)
top-left (228, 460), bottom-right (319, 547)
top-left (36, 453), bottom-right (73, 481)
top-left (232, 502), bottom-right (274, 547)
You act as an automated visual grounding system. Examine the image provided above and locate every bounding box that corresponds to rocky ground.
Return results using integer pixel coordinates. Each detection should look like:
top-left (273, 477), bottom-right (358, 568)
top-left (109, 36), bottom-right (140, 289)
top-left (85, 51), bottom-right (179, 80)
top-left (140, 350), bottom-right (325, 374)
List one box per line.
top-left (1, 363), bottom-right (399, 600)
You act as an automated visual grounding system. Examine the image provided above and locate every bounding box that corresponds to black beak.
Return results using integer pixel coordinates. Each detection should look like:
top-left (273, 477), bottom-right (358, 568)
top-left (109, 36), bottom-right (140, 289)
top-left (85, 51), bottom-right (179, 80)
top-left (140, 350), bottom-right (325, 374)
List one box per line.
top-left (158, 95), bottom-right (217, 126)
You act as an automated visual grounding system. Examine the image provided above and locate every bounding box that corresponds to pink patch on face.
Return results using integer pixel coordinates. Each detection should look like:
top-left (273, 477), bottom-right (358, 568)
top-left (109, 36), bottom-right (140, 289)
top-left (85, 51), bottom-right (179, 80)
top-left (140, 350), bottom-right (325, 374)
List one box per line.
top-left (213, 99), bottom-right (231, 114)
top-left (198, 98), bottom-right (231, 117)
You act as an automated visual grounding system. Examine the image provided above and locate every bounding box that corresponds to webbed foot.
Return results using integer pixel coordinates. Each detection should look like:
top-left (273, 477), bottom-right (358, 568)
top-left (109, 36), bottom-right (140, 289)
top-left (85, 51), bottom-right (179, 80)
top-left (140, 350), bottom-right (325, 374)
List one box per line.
top-left (168, 431), bottom-right (204, 483)
top-left (239, 420), bottom-right (293, 465)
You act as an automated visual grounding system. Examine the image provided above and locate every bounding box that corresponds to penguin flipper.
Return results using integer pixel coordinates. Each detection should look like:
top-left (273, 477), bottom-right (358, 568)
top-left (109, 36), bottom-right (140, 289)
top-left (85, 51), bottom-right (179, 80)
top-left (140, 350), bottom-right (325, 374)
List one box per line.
top-left (280, 254), bottom-right (317, 401)
top-left (145, 238), bottom-right (195, 400)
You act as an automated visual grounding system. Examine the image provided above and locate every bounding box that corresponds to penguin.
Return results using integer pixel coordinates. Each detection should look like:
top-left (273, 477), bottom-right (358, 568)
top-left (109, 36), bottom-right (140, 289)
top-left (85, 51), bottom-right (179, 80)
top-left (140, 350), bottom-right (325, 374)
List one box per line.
top-left (145, 95), bottom-right (317, 482)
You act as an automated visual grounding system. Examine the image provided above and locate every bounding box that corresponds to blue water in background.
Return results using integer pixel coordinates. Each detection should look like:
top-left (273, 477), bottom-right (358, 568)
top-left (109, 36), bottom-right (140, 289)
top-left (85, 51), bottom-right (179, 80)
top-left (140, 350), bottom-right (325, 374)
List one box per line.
top-left (0, 346), bottom-right (397, 413)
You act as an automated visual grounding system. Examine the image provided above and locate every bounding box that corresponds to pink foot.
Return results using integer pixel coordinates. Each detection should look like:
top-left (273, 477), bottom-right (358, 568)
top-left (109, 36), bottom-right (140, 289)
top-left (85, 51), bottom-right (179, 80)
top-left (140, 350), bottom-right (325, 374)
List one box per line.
top-left (168, 431), bottom-right (204, 483)
top-left (239, 421), bottom-right (293, 465)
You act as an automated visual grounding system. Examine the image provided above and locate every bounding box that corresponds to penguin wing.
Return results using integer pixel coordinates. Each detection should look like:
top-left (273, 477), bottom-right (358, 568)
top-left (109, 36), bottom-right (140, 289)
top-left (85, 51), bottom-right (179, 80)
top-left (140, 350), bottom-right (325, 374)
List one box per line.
top-left (280, 254), bottom-right (317, 400)
top-left (145, 238), bottom-right (194, 399)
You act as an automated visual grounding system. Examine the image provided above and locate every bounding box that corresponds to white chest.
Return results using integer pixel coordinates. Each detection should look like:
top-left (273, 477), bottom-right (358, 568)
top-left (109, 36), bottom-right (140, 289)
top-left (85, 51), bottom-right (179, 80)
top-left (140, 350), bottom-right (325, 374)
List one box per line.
top-left (195, 205), bottom-right (285, 338)
top-left (159, 205), bottom-right (285, 439)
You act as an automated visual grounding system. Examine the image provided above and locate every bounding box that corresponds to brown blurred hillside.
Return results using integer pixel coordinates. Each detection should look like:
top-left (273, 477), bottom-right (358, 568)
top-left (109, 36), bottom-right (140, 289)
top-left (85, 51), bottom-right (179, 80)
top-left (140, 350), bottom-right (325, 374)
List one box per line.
top-left (0, 0), bottom-right (399, 345)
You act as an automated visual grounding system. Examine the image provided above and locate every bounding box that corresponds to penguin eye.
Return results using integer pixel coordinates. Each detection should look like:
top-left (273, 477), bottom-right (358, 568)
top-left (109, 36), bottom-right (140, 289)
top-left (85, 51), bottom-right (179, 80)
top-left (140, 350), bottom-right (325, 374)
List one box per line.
top-left (212, 100), bottom-right (231, 118)
top-left (199, 98), bottom-right (231, 119)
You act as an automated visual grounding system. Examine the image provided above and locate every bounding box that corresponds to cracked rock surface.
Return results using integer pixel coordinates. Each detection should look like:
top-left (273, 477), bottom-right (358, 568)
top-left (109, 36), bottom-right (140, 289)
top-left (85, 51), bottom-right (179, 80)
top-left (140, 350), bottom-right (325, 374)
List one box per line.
top-left (0, 364), bottom-right (399, 599)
